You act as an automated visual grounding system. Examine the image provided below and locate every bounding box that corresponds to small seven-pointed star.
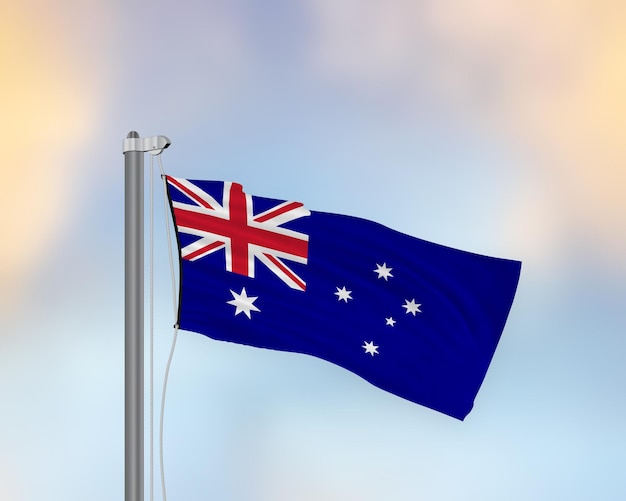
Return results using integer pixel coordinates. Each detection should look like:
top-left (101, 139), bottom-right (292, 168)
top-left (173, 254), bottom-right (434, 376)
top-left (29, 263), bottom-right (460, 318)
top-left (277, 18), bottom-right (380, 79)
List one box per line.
top-left (402, 298), bottom-right (422, 316)
top-left (373, 262), bottom-right (393, 280)
top-left (334, 286), bottom-right (353, 302)
top-left (362, 341), bottom-right (379, 356)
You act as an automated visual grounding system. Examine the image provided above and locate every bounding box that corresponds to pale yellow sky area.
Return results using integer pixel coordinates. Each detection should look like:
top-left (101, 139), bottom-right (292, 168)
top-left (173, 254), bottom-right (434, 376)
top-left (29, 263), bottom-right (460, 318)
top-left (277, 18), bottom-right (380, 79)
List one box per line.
top-left (487, 1), bottom-right (626, 268)
top-left (0, 460), bottom-right (18, 500)
top-left (312, 0), bottom-right (626, 269)
top-left (0, 5), bottom-right (104, 317)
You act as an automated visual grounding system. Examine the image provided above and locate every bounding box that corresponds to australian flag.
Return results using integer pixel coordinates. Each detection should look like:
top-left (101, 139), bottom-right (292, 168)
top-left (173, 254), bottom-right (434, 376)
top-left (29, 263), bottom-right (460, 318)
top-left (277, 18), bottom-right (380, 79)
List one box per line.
top-left (165, 176), bottom-right (521, 420)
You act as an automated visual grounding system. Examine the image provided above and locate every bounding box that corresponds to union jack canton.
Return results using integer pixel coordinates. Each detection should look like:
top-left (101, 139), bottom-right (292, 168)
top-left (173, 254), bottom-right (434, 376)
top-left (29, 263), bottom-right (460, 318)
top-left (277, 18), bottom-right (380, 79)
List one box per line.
top-left (166, 176), bottom-right (310, 291)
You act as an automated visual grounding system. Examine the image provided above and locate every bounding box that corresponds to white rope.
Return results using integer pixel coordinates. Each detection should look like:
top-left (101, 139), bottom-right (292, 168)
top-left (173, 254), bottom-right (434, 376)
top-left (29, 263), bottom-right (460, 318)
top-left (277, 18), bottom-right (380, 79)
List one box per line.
top-left (158, 154), bottom-right (180, 501)
top-left (146, 153), bottom-right (180, 501)
top-left (158, 155), bottom-right (179, 317)
top-left (160, 325), bottom-right (178, 501)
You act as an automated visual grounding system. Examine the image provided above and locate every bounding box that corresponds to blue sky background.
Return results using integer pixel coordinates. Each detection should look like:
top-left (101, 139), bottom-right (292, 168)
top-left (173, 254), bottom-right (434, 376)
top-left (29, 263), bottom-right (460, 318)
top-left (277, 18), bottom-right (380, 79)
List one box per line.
top-left (1, 1), bottom-right (625, 499)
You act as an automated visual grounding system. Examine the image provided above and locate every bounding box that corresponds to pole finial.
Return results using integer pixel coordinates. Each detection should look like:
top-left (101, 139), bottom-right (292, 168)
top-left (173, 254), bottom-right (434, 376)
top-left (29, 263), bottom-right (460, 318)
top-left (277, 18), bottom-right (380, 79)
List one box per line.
top-left (123, 133), bottom-right (171, 155)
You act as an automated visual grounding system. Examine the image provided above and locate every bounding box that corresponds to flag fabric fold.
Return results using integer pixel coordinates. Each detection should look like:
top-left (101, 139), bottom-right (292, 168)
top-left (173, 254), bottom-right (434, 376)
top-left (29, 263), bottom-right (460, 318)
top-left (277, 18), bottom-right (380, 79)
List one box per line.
top-left (165, 176), bottom-right (521, 420)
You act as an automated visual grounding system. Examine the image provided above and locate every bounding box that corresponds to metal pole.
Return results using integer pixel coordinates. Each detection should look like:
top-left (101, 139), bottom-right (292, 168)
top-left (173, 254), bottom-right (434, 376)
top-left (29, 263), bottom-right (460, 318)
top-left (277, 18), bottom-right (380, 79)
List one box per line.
top-left (124, 132), bottom-right (170, 501)
top-left (125, 130), bottom-right (144, 501)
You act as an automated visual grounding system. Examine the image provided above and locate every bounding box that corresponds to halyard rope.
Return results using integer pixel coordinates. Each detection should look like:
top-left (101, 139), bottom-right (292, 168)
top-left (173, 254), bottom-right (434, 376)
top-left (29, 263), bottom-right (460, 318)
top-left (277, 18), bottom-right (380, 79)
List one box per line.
top-left (158, 154), bottom-right (179, 501)
top-left (148, 153), bottom-right (180, 501)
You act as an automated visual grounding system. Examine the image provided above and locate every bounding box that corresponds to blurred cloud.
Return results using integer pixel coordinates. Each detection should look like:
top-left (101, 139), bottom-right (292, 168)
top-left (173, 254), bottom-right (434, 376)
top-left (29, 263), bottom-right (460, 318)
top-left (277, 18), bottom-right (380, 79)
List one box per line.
top-left (307, 0), bottom-right (626, 271)
top-left (0, 3), bottom-right (112, 318)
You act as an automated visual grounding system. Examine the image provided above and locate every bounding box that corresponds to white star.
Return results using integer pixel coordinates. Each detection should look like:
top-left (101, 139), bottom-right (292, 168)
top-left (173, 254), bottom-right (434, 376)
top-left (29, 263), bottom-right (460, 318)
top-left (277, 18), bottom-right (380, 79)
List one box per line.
top-left (227, 287), bottom-right (260, 319)
top-left (373, 262), bottom-right (393, 280)
top-left (362, 341), bottom-right (379, 356)
top-left (385, 317), bottom-right (396, 327)
top-left (402, 299), bottom-right (422, 316)
top-left (335, 286), bottom-right (353, 302)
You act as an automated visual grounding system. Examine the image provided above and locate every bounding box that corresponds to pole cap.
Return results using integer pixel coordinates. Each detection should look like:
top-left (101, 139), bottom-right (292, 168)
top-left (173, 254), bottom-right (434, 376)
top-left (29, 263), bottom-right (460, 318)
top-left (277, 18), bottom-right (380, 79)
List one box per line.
top-left (123, 133), bottom-right (171, 155)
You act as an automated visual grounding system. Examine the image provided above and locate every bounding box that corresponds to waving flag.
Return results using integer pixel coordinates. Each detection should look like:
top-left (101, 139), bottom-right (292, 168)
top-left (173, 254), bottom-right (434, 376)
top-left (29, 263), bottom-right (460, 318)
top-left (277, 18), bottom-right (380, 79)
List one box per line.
top-left (166, 176), bottom-right (521, 420)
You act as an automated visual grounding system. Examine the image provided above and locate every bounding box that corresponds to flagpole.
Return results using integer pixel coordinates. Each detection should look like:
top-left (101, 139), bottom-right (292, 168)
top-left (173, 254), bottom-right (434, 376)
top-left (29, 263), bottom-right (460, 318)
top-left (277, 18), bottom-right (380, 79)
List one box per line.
top-left (124, 131), bottom-right (170, 501)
